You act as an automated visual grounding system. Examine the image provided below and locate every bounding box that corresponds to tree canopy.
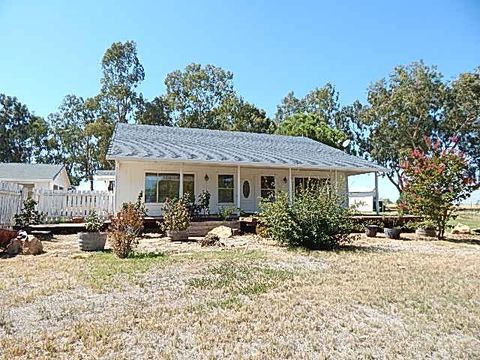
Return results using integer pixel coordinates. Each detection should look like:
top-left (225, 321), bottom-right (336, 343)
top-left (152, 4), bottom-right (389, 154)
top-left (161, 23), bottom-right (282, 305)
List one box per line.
top-left (276, 113), bottom-right (346, 149)
top-left (0, 94), bottom-right (50, 163)
top-left (353, 61), bottom-right (480, 192)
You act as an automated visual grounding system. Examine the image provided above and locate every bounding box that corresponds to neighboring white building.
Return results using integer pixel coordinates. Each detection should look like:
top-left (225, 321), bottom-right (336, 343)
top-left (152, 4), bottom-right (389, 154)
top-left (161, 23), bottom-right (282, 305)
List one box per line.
top-left (93, 170), bottom-right (115, 192)
top-left (106, 124), bottom-right (386, 216)
top-left (0, 163), bottom-right (71, 196)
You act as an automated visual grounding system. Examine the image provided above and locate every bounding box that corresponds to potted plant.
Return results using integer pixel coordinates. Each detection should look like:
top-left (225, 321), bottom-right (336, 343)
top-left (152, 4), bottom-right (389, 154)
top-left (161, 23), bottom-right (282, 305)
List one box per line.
top-left (383, 217), bottom-right (402, 239)
top-left (364, 220), bottom-right (380, 238)
top-left (162, 196), bottom-right (190, 241)
top-left (78, 210), bottom-right (107, 251)
top-left (415, 220), bottom-right (436, 238)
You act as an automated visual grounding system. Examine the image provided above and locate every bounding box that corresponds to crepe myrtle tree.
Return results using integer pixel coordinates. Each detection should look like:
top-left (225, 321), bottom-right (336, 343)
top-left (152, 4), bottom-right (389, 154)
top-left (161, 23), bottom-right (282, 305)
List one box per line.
top-left (399, 137), bottom-right (478, 239)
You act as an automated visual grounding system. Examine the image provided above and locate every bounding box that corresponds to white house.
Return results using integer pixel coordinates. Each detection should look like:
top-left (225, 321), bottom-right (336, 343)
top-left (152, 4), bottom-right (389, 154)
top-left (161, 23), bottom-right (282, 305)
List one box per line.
top-left (107, 124), bottom-right (385, 216)
top-left (0, 163), bottom-right (71, 196)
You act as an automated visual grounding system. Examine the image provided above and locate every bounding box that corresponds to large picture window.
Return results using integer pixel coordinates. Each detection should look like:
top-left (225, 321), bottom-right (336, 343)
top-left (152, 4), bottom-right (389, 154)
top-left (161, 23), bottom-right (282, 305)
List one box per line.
top-left (294, 177), bottom-right (330, 194)
top-left (218, 175), bottom-right (234, 203)
top-left (260, 176), bottom-right (275, 199)
top-left (145, 173), bottom-right (195, 203)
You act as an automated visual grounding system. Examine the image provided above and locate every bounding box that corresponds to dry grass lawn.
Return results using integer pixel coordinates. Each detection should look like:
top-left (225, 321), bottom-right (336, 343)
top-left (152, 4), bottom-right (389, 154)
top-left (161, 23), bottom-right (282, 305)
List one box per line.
top-left (1, 232), bottom-right (479, 359)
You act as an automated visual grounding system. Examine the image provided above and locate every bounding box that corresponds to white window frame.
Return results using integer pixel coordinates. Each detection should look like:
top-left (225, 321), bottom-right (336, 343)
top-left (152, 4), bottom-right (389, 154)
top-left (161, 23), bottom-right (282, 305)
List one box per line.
top-left (144, 171), bottom-right (195, 204)
top-left (217, 173), bottom-right (235, 204)
top-left (260, 175), bottom-right (276, 199)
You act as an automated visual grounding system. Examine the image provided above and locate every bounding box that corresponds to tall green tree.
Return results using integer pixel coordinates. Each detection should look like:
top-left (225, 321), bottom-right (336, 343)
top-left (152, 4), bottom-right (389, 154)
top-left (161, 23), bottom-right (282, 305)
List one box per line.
top-left (215, 96), bottom-right (275, 133)
top-left (165, 63), bottom-right (235, 129)
top-left (275, 83), bottom-right (355, 150)
top-left (276, 113), bottom-right (347, 148)
top-left (100, 40), bottom-right (145, 124)
top-left (48, 95), bottom-right (99, 187)
top-left (353, 61), bottom-right (480, 193)
top-left (0, 94), bottom-right (50, 163)
top-left (135, 96), bottom-right (172, 126)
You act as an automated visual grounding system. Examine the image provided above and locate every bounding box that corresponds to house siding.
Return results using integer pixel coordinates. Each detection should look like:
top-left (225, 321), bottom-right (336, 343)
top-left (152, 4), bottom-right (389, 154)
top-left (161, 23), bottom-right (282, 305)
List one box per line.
top-left (115, 160), bottom-right (348, 216)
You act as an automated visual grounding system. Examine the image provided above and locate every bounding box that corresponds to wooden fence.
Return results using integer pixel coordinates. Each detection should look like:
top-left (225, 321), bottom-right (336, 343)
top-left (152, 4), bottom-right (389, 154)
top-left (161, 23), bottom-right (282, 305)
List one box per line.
top-left (32, 189), bottom-right (115, 222)
top-left (0, 182), bottom-right (24, 228)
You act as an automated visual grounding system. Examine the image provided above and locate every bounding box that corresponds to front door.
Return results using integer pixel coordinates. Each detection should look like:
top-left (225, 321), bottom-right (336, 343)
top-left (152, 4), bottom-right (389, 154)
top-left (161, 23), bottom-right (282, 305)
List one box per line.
top-left (240, 177), bottom-right (256, 213)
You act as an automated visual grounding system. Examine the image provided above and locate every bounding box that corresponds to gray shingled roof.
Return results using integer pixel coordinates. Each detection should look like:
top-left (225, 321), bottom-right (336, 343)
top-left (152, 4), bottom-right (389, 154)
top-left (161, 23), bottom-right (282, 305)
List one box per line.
top-left (107, 124), bottom-right (385, 172)
top-left (0, 163), bottom-right (65, 180)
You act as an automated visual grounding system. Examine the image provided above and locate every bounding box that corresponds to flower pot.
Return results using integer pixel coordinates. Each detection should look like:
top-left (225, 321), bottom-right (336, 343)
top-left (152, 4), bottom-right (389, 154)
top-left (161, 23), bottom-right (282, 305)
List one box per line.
top-left (78, 232), bottom-right (107, 251)
top-left (384, 227), bottom-right (401, 239)
top-left (166, 230), bottom-right (189, 241)
top-left (415, 228), bottom-right (436, 238)
top-left (365, 226), bottom-right (378, 238)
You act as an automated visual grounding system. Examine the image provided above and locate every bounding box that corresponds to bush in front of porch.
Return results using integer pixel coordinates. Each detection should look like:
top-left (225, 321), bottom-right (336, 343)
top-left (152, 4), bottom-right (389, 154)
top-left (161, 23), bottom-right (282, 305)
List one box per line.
top-left (259, 187), bottom-right (354, 250)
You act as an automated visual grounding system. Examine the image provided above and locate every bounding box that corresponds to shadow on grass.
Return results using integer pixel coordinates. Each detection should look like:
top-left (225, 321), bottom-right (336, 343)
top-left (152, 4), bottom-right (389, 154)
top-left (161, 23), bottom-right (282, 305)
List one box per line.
top-left (440, 237), bottom-right (480, 246)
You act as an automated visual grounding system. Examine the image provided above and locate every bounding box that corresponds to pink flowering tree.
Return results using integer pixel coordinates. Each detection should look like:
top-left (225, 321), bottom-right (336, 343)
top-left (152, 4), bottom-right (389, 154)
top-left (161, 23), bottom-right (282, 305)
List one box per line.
top-left (400, 137), bottom-right (478, 239)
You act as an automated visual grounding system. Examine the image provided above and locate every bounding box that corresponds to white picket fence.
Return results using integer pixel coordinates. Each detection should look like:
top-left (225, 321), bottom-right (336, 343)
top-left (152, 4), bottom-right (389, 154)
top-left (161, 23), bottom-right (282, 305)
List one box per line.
top-left (32, 189), bottom-right (115, 222)
top-left (0, 182), bottom-right (24, 228)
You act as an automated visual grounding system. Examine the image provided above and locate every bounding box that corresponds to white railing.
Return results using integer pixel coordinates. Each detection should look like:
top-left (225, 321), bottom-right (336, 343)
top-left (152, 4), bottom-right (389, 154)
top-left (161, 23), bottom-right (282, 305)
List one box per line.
top-left (32, 189), bottom-right (115, 221)
top-left (0, 182), bottom-right (24, 228)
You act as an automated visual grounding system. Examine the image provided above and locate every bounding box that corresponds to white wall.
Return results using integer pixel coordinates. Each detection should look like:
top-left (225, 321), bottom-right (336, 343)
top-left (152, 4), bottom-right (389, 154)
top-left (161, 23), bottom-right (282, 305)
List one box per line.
top-left (116, 160), bottom-right (349, 216)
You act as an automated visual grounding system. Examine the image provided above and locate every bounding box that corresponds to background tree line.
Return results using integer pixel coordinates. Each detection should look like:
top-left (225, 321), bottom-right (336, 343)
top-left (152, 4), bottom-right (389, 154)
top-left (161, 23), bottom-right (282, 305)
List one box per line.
top-left (1, 40), bottom-right (479, 193)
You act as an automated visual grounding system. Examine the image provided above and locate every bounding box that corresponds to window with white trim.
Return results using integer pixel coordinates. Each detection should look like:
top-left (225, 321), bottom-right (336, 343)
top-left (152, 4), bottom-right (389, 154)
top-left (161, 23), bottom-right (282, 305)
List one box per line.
top-left (145, 173), bottom-right (194, 203)
top-left (294, 177), bottom-right (330, 194)
top-left (218, 175), bottom-right (234, 203)
top-left (260, 176), bottom-right (275, 199)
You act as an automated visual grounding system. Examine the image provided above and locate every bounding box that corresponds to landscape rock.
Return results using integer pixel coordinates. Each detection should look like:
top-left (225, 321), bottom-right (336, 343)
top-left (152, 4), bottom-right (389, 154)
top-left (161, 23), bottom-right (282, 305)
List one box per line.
top-left (6, 239), bottom-right (22, 255)
top-left (199, 233), bottom-right (223, 247)
top-left (451, 223), bottom-right (471, 234)
top-left (207, 226), bottom-right (233, 239)
top-left (22, 237), bottom-right (43, 255)
top-left (472, 228), bottom-right (480, 235)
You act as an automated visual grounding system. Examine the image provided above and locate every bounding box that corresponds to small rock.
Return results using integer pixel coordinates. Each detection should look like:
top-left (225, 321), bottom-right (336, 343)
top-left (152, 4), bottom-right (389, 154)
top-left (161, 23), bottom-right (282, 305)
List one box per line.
top-left (472, 228), bottom-right (480, 235)
top-left (207, 226), bottom-right (233, 239)
top-left (22, 237), bottom-right (43, 255)
top-left (451, 223), bottom-right (471, 234)
top-left (6, 239), bottom-right (22, 255)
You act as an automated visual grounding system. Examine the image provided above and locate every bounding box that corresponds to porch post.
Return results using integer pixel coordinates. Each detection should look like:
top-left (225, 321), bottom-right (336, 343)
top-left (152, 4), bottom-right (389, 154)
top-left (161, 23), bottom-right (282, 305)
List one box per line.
top-left (374, 171), bottom-right (380, 214)
top-left (288, 168), bottom-right (293, 203)
top-left (179, 163), bottom-right (184, 198)
top-left (237, 165), bottom-right (241, 215)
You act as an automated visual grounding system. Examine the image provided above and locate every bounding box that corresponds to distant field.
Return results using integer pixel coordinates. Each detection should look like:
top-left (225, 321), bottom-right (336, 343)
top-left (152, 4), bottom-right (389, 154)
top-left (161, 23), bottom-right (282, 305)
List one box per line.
top-left (449, 210), bottom-right (480, 229)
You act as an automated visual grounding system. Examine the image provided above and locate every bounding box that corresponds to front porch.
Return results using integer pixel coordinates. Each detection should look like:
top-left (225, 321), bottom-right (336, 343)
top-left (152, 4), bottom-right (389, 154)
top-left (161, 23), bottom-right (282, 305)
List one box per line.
top-left (115, 160), bottom-right (381, 216)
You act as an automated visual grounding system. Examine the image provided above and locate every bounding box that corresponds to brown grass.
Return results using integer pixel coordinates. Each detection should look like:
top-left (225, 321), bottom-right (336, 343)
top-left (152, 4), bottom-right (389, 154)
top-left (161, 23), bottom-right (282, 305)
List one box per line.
top-left (0, 233), bottom-right (479, 358)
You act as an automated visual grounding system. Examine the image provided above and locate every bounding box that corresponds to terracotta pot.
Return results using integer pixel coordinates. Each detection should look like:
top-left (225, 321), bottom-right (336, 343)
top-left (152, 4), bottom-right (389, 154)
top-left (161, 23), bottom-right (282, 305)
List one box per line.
top-left (384, 227), bottom-right (401, 239)
top-left (78, 232), bottom-right (107, 251)
top-left (166, 230), bottom-right (189, 241)
top-left (365, 226), bottom-right (378, 238)
top-left (415, 228), bottom-right (436, 238)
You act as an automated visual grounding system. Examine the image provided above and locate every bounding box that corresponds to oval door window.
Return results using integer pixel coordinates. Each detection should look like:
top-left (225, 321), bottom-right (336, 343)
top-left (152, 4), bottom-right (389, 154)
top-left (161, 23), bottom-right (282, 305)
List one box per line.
top-left (242, 180), bottom-right (251, 198)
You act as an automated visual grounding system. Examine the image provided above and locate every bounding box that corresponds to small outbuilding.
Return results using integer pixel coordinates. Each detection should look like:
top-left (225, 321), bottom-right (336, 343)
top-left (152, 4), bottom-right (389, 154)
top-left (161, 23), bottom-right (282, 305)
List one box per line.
top-left (0, 163), bottom-right (70, 196)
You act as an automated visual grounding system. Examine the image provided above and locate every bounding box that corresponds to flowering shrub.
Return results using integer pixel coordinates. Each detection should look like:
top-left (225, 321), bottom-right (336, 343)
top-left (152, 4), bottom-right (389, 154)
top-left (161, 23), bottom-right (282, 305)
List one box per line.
top-left (400, 137), bottom-right (478, 239)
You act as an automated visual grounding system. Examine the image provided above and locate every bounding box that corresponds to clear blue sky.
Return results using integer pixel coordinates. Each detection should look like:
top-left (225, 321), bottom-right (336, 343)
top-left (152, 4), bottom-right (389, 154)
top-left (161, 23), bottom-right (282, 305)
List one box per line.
top-left (1, 0), bottom-right (479, 201)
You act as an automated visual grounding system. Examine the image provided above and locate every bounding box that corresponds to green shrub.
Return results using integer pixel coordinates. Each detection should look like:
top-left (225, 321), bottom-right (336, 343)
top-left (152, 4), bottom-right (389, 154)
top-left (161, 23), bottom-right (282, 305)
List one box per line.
top-left (218, 206), bottom-right (237, 221)
top-left (85, 210), bottom-right (102, 232)
top-left (259, 187), bottom-right (354, 250)
top-left (162, 195), bottom-right (190, 232)
top-left (14, 198), bottom-right (44, 227)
